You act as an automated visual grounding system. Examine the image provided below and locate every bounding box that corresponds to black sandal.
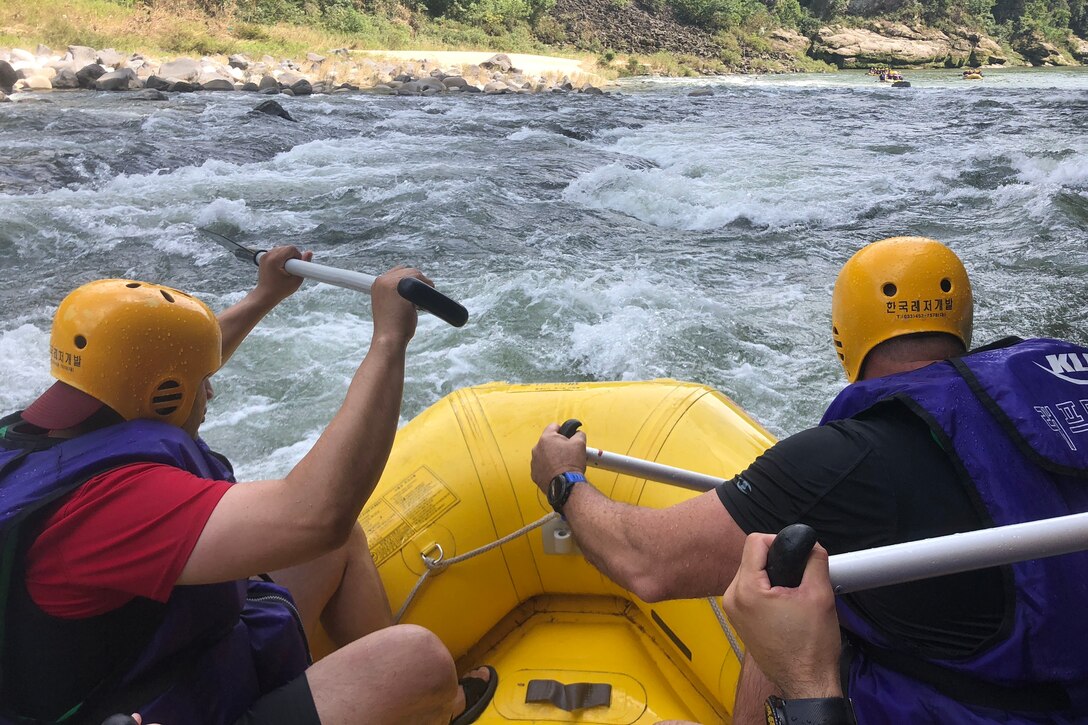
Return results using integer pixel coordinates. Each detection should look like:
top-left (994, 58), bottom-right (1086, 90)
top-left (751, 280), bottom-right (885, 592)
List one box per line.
top-left (451, 665), bottom-right (498, 725)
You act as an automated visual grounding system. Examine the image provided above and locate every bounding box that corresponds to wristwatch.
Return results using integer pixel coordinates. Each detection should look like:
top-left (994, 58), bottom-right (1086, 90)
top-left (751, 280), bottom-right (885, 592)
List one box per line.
top-left (765, 696), bottom-right (857, 725)
top-left (547, 471), bottom-right (587, 514)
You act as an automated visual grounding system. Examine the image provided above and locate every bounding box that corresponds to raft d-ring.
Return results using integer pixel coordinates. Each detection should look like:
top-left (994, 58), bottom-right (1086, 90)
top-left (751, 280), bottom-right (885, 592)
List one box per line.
top-left (421, 542), bottom-right (445, 569)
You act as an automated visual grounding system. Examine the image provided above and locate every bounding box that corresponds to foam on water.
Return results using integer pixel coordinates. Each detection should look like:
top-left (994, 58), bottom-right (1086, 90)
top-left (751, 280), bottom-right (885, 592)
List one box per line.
top-left (0, 325), bottom-right (51, 415)
top-left (2, 74), bottom-right (1086, 471)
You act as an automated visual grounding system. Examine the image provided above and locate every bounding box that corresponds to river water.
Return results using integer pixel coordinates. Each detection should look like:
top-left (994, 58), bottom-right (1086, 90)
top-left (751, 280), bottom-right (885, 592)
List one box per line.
top-left (1, 67), bottom-right (1085, 479)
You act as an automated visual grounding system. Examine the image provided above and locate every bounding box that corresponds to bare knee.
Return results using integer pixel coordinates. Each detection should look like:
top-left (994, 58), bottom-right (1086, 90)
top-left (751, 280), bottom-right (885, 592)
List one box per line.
top-left (393, 624), bottom-right (458, 700)
top-left (307, 624), bottom-right (457, 723)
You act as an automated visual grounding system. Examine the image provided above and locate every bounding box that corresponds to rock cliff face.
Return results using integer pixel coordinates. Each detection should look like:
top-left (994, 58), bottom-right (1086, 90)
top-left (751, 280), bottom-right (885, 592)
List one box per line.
top-left (810, 21), bottom-right (1009, 67)
top-left (548, 0), bottom-right (817, 71)
top-left (546, 0), bottom-right (1086, 70)
top-left (550, 0), bottom-right (723, 57)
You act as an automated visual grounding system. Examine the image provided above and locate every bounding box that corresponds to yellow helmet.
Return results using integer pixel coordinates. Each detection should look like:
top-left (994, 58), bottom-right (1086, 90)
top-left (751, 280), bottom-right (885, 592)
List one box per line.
top-left (832, 237), bottom-right (973, 383)
top-left (46, 279), bottom-right (222, 427)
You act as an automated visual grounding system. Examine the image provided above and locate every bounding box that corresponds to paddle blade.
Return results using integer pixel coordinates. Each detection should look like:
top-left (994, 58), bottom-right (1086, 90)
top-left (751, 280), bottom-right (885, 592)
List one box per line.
top-left (766, 523), bottom-right (818, 588)
top-left (396, 277), bottom-right (469, 328)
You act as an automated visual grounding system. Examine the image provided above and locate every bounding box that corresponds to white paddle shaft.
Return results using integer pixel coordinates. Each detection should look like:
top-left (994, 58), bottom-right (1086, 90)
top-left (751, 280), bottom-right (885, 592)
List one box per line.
top-left (829, 511), bottom-right (1088, 594)
top-left (255, 252), bottom-right (377, 294)
top-left (579, 442), bottom-right (1088, 592)
top-left (584, 446), bottom-right (724, 492)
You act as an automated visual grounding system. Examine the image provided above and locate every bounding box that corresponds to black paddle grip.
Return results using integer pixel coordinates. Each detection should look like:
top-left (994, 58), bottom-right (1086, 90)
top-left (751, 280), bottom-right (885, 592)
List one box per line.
top-left (559, 419), bottom-right (583, 438)
top-left (396, 277), bottom-right (469, 328)
top-left (100, 716), bottom-right (138, 725)
top-left (766, 523), bottom-right (818, 588)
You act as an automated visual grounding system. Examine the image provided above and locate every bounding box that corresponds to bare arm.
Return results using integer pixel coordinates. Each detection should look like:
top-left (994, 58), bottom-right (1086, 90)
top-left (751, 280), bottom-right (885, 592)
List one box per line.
top-left (530, 424), bottom-right (748, 601)
top-left (179, 266), bottom-right (429, 584)
top-left (217, 245), bottom-right (313, 364)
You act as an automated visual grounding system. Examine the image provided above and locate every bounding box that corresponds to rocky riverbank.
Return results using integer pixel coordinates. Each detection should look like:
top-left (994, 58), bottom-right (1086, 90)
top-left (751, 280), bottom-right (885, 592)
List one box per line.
top-left (0, 45), bottom-right (608, 103)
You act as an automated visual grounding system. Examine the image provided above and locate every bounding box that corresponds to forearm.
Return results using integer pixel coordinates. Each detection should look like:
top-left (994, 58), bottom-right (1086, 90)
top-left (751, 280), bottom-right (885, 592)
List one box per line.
top-left (284, 335), bottom-right (407, 538)
top-left (217, 288), bottom-right (282, 364)
top-left (561, 485), bottom-right (648, 590)
top-left (562, 485), bottom-right (731, 601)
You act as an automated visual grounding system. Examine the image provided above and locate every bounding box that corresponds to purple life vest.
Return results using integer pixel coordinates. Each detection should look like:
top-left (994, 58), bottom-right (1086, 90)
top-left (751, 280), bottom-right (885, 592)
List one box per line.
top-left (820, 338), bottom-right (1088, 723)
top-left (0, 418), bottom-right (309, 724)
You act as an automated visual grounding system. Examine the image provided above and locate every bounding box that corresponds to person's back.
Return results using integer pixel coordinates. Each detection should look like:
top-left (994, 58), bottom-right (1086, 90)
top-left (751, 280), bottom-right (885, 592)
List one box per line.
top-left (530, 236), bottom-right (1088, 723)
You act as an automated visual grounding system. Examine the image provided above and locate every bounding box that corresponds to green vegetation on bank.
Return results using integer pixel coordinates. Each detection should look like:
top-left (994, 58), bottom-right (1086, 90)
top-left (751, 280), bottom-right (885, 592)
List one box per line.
top-left (1, 0), bottom-right (1085, 74)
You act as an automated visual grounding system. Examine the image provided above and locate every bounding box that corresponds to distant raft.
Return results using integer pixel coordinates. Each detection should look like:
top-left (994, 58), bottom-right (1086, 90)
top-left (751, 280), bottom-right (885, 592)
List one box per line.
top-left (357, 379), bottom-right (777, 724)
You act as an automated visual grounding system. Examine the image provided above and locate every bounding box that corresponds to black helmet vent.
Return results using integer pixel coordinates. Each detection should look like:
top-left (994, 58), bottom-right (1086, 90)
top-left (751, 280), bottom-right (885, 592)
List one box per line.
top-left (152, 379), bottom-right (183, 417)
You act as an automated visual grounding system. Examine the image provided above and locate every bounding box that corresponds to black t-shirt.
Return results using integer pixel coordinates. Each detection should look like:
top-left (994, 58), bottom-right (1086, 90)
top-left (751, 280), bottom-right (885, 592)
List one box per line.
top-left (718, 399), bottom-right (1007, 659)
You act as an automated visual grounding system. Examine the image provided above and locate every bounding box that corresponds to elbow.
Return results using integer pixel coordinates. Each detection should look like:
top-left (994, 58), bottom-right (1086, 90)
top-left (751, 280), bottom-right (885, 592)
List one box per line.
top-left (613, 557), bottom-right (675, 603)
top-left (323, 511), bottom-right (360, 550)
top-left (627, 573), bottom-right (672, 603)
top-left (300, 507), bottom-right (358, 556)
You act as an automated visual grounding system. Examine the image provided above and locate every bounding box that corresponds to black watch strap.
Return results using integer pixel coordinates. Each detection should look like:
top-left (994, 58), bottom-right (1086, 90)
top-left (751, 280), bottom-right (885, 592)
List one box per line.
top-left (765, 695), bottom-right (857, 725)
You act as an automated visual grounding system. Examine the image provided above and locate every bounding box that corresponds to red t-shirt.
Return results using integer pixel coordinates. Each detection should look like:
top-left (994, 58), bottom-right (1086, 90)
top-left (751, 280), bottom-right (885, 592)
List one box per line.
top-left (25, 462), bottom-right (232, 619)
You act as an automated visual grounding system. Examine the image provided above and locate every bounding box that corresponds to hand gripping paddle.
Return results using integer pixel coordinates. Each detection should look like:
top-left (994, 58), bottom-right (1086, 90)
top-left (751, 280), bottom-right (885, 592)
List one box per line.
top-left (203, 229), bottom-right (469, 328)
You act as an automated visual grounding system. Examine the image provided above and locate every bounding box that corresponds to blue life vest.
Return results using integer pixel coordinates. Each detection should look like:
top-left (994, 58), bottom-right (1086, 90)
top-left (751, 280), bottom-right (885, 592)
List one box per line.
top-left (821, 338), bottom-right (1088, 723)
top-left (0, 418), bottom-right (309, 724)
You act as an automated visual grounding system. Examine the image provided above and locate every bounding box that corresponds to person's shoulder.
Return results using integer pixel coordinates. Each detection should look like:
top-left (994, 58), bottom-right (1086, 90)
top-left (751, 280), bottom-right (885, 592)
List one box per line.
top-left (78, 462), bottom-right (227, 500)
top-left (769, 417), bottom-right (878, 464)
top-left (967, 336), bottom-right (1024, 354)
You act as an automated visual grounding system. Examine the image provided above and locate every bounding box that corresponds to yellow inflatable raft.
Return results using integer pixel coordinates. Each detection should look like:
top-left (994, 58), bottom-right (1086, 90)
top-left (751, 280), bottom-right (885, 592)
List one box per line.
top-left (357, 380), bottom-right (776, 724)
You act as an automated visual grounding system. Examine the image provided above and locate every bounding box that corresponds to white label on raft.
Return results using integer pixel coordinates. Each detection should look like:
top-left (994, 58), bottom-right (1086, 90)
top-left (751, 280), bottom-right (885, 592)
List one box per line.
top-left (361, 466), bottom-right (460, 566)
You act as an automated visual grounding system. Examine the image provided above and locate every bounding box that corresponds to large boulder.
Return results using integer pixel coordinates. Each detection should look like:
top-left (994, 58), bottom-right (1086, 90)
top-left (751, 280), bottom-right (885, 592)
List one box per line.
top-left (17, 66), bottom-right (54, 80)
top-left (0, 60), bottom-right (16, 91)
top-left (15, 75), bottom-right (52, 91)
top-left (480, 53), bottom-right (513, 72)
top-left (289, 78), bottom-right (313, 95)
top-left (95, 68), bottom-right (141, 91)
top-left (966, 33), bottom-right (1008, 65)
top-left (768, 28), bottom-right (811, 56)
top-left (811, 22), bottom-right (974, 67)
top-left (401, 76), bottom-right (445, 94)
top-left (52, 68), bottom-right (80, 89)
top-left (258, 74), bottom-right (279, 91)
top-left (76, 63), bottom-right (107, 89)
top-left (10, 48), bottom-right (35, 63)
top-left (97, 48), bottom-right (125, 68)
top-left (1072, 36), bottom-right (1088, 62)
top-left (1012, 31), bottom-right (1074, 65)
top-left (158, 58), bottom-right (201, 81)
top-left (228, 53), bottom-right (251, 70)
top-left (144, 75), bottom-right (172, 90)
top-left (202, 78), bottom-right (236, 91)
top-left (250, 99), bottom-right (295, 121)
top-left (66, 45), bottom-right (98, 68)
top-left (277, 70), bottom-right (307, 87)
